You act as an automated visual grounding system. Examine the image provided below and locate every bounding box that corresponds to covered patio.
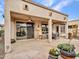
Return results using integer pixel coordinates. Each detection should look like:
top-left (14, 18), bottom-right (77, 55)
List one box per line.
top-left (11, 11), bottom-right (68, 40)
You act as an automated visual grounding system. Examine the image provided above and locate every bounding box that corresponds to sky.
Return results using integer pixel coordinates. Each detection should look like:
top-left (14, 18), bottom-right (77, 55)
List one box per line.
top-left (0, 0), bottom-right (4, 24)
top-left (0, 0), bottom-right (79, 24)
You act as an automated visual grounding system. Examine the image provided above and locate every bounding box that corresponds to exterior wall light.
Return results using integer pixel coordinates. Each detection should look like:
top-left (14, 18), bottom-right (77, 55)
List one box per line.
top-left (64, 17), bottom-right (66, 20)
top-left (49, 12), bottom-right (52, 16)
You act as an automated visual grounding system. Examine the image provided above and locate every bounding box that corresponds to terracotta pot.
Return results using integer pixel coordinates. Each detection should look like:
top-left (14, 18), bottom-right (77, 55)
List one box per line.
top-left (61, 54), bottom-right (75, 59)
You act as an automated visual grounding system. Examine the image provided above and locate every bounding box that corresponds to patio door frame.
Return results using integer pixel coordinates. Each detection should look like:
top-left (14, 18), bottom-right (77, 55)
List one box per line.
top-left (16, 22), bottom-right (34, 39)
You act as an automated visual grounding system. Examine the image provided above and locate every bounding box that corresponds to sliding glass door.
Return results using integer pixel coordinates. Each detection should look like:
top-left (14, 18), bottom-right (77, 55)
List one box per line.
top-left (16, 22), bottom-right (34, 39)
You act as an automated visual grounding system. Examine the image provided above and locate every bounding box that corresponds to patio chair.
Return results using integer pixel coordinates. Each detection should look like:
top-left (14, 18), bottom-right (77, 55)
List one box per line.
top-left (52, 32), bottom-right (59, 39)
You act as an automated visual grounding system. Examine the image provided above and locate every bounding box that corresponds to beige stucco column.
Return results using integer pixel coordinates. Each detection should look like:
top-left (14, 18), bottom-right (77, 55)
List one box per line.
top-left (5, 0), bottom-right (11, 53)
top-left (65, 21), bottom-right (68, 39)
top-left (59, 25), bottom-right (61, 36)
top-left (48, 18), bottom-right (52, 42)
top-left (52, 25), bottom-right (55, 32)
top-left (11, 19), bottom-right (16, 41)
top-left (34, 20), bottom-right (42, 39)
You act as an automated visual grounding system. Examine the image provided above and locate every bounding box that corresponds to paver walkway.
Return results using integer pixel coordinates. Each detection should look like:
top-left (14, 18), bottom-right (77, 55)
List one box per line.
top-left (4, 38), bottom-right (79, 59)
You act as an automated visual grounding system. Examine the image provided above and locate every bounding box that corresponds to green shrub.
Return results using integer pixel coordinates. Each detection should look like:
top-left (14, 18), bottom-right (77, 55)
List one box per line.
top-left (76, 53), bottom-right (79, 57)
top-left (0, 30), bottom-right (4, 37)
top-left (57, 43), bottom-right (75, 52)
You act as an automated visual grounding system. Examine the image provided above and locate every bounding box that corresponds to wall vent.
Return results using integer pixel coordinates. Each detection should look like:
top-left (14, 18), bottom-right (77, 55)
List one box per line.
top-left (24, 5), bottom-right (29, 11)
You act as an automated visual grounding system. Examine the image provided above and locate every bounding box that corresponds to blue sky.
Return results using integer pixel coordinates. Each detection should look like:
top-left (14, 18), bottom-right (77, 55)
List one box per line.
top-left (32, 0), bottom-right (79, 20)
top-left (0, 0), bottom-right (4, 24)
top-left (0, 0), bottom-right (79, 24)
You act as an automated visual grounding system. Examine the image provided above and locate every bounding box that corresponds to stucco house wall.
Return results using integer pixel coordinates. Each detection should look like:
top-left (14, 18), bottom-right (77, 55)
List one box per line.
top-left (7, 0), bottom-right (67, 21)
top-left (68, 20), bottom-right (79, 37)
top-left (5, 0), bottom-right (68, 53)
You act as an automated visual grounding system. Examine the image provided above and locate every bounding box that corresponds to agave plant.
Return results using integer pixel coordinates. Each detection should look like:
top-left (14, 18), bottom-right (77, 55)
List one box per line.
top-left (76, 52), bottom-right (79, 57)
top-left (49, 48), bottom-right (60, 56)
top-left (49, 48), bottom-right (60, 59)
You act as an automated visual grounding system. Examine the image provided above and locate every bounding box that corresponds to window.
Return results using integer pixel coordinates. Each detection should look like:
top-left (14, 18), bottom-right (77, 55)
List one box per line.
top-left (42, 24), bottom-right (48, 34)
top-left (61, 25), bottom-right (65, 33)
top-left (68, 25), bottom-right (78, 29)
top-left (42, 24), bottom-right (48, 39)
top-left (68, 25), bottom-right (72, 29)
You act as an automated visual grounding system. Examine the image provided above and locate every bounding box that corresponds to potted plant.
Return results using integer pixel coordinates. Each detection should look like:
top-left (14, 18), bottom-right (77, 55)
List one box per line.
top-left (57, 43), bottom-right (76, 59)
top-left (48, 48), bottom-right (60, 59)
top-left (11, 39), bottom-right (16, 43)
top-left (76, 52), bottom-right (79, 59)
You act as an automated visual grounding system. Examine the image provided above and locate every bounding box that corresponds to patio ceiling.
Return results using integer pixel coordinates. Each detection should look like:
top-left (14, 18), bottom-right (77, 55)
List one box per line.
top-left (10, 11), bottom-right (48, 22)
top-left (10, 11), bottom-right (66, 24)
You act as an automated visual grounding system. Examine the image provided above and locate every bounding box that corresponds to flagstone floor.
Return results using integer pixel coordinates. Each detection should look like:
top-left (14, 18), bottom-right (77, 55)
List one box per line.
top-left (4, 38), bottom-right (79, 59)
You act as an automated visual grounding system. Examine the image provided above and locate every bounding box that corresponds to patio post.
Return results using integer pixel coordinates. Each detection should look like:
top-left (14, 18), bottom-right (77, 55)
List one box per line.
top-left (48, 18), bottom-right (52, 42)
top-left (11, 20), bottom-right (16, 41)
top-left (34, 20), bottom-right (42, 39)
top-left (59, 25), bottom-right (61, 37)
top-left (5, 0), bottom-right (11, 53)
top-left (65, 20), bottom-right (68, 39)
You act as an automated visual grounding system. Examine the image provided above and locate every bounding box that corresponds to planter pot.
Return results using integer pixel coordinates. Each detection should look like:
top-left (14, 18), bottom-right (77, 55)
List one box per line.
top-left (11, 39), bottom-right (16, 43)
top-left (61, 55), bottom-right (75, 59)
top-left (60, 50), bottom-right (76, 59)
top-left (48, 54), bottom-right (58, 59)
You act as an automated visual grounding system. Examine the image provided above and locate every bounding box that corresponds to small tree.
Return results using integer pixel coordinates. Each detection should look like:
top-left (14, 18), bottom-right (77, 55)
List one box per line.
top-left (0, 30), bottom-right (4, 37)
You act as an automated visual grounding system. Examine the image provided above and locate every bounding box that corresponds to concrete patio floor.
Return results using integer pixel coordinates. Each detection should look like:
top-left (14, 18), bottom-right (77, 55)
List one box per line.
top-left (4, 38), bottom-right (79, 59)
